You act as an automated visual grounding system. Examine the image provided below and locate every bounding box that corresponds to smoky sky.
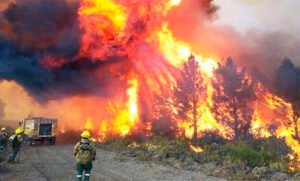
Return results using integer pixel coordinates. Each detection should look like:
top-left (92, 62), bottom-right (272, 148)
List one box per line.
top-left (0, 0), bottom-right (114, 102)
top-left (0, 0), bottom-right (298, 103)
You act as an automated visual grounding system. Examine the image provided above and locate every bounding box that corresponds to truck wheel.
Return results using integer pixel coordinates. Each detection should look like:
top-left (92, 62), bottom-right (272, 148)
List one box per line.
top-left (40, 138), bottom-right (45, 144)
top-left (49, 138), bottom-right (56, 145)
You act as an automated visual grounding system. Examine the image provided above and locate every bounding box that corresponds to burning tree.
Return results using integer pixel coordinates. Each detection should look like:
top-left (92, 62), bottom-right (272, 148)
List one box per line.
top-left (174, 55), bottom-right (206, 140)
top-left (212, 58), bottom-right (256, 140)
top-left (274, 58), bottom-right (300, 143)
top-left (152, 84), bottom-right (177, 138)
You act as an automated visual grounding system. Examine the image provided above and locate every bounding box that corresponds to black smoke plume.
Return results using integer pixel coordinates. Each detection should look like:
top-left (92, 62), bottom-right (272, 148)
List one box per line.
top-left (0, 0), bottom-right (121, 102)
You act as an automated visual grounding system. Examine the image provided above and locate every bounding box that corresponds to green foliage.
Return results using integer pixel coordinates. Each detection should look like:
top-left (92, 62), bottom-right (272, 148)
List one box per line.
top-left (194, 137), bottom-right (290, 170)
top-left (227, 142), bottom-right (263, 167)
top-left (223, 138), bottom-right (289, 168)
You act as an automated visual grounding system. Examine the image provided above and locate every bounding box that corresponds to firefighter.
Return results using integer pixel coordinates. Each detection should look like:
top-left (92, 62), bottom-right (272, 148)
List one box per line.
top-left (0, 127), bottom-right (8, 150)
top-left (27, 130), bottom-right (35, 146)
top-left (8, 128), bottom-right (23, 163)
top-left (74, 130), bottom-right (96, 181)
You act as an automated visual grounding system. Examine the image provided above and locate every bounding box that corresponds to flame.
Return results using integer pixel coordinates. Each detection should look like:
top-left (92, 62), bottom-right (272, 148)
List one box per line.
top-left (93, 77), bottom-right (139, 141)
top-left (78, 0), bottom-right (127, 59)
top-left (126, 79), bottom-right (139, 123)
top-left (90, 137), bottom-right (97, 142)
top-left (129, 142), bottom-right (140, 147)
top-left (84, 117), bottom-right (94, 130)
top-left (155, 23), bottom-right (218, 75)
top-left (170, 0), bottom-right (182, 7)
top-left (189, 144), bottom-right (203, 153)
top-left (59, 123), bottom-right (66, 134)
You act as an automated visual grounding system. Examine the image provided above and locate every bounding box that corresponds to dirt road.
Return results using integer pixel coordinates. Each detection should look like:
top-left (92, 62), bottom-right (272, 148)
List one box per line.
top-left (0, 145), bottom-right (226, 181)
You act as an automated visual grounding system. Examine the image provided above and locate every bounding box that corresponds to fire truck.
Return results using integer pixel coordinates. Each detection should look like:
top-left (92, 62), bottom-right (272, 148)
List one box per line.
top-left (19, 116), bottom-right (58, 145)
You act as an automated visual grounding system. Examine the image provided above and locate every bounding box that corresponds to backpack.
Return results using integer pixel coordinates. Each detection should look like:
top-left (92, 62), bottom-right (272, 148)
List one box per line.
top-left (9, 135), bottom-right (19, 149)
top-left (79, 141), bottom-right (91, 151)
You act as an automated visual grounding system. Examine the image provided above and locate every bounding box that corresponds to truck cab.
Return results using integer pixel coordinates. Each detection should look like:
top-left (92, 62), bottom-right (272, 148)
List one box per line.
top-left (19, 117), bottom-right (58, 145)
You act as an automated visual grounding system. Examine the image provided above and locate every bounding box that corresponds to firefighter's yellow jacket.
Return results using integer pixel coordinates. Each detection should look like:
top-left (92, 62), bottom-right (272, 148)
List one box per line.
top-left (73, 138), bottom-right (96, 164)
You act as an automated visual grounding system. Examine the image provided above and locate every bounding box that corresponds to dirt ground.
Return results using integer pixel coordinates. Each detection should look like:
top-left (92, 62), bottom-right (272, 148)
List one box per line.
top-left (0, 145), bottom-right (226, 181)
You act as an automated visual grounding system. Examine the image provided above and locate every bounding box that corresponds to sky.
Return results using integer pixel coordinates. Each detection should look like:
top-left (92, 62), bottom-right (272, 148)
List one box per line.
top-left (214, 0), bottom-right (300, 37)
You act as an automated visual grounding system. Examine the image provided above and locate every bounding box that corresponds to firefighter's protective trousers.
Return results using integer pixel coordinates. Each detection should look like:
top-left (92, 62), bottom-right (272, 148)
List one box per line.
top-left (76, 162), bottom-right (92, 181)
top-left (8, 148), bottom-right (19, 163)
top-left (0, 139), bottom-right (7, 149)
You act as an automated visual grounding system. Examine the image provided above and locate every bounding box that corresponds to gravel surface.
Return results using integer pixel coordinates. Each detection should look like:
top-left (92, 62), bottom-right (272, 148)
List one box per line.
top-left (0, 145), bottom-right (226, 181)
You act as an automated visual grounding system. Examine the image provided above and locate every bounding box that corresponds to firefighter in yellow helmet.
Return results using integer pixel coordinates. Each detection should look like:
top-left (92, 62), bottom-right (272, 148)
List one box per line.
top-left (0, 127), bottom-right (8, 150)
top-left (8, 128), bottom-right (23, 163)
top-left (74, 130), bottom-right (96, 181)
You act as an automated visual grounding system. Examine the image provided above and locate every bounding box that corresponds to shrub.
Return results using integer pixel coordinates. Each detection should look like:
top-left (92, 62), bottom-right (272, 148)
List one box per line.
top-left (222, 138), bottom-right (290, 168)
top-left (227, 142), bottom-right (263, 167)
top-left (150, 136), bottom-right (190, 159)
top-left (100, 136), bottom-right (134, 152)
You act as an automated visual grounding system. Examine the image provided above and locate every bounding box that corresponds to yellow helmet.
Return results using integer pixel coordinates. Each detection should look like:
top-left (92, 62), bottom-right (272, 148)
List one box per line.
top-left (1, 127), bottom-right (6, 131)
top-left (15, 128), bottom-right (23, 134)
top-left (81, 130), bottom-right (90, 138)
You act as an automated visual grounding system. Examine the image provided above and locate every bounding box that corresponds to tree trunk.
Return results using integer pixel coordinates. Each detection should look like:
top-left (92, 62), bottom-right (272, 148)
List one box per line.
top-left (233, 96), bottom-right (239, 140)
top-left (192, 96), bottom-right (197, 140)
top-left (293, 115), bottom-right (300, 143)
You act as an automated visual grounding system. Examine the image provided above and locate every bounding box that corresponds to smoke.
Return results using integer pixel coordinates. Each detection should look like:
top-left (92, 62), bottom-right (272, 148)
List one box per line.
top-left (0, 98), bottom-right (5, 120)
top-left (166, 0), bottom-right (300, 81)
top-left (0, 0), bottom-right (130, 102)
top-left (0, 0), bottom-right (298, 103)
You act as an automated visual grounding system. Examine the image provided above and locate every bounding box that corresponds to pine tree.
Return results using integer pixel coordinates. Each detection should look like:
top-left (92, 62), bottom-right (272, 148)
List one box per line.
top-left (152, 84), bottom-right (177, 138)
top-left (274, 58), bottom-right (300, 142)
top-left (211, 58), bottom-right (256, 140)
top-left (174, 55), bottom-right (206, 139)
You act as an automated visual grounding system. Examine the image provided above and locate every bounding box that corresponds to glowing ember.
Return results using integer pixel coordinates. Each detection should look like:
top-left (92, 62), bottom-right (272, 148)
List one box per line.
top-left (189, 144), bottom-right (203, 153)
top-left (90, 137), bottom-right (97, 142)
top-left (129, 142), bottom-right (140, 147)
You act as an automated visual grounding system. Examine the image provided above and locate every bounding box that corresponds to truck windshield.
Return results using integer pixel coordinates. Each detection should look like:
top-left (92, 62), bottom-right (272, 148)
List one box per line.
top-left (39, 124), bottom-right (52, 135)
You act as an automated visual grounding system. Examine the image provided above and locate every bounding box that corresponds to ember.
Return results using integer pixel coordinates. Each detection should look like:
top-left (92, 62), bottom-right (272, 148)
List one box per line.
top-left (189, 144), bottom-right (203, 153)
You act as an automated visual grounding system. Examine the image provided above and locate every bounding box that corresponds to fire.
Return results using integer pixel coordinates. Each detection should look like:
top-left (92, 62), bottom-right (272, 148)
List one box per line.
top-left (94, 77), bottom-right (139, 141)
top-left (84, 117), bottom-right (94, 130)
top-left (1, 0), bottom-right (299, 171)
top-left (76, 1), bottom-right (300, 164)
top-left (90, 137), bottom-right (97, 142)
top-left (78, 0), bottom-right (127, 36)
top-left (78, 0), bottom-right (127, 59)
top-left (129, 142), bottom-right (140, 147)
top-left (170, 0), bottom-right (182, 7)
top-left (155, 23), bottom-right (217, 75)
top-left (126, 79), bottom-right (139, 124)
top-left (59, 124), bottom-right (66, 134)
top-left (189, 144), bottom-right (203, 153)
